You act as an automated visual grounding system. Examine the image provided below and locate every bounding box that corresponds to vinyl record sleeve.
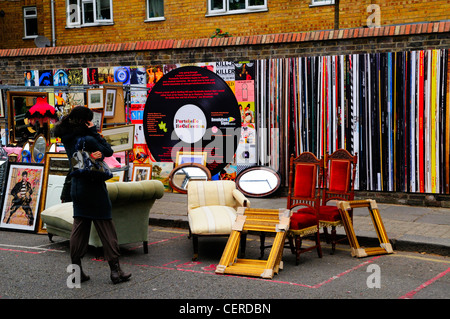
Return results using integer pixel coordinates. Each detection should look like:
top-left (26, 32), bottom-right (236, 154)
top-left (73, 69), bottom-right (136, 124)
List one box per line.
top-left (143, 66), bottom-right (241, 176)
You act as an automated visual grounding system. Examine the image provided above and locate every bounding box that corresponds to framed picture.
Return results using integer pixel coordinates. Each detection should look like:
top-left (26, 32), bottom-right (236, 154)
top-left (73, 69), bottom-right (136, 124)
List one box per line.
top-left (175, 151), bottom-right (207, 166)
top-left (92, 108), bottom-right (104, 133)
top-left (151, 161), bottom-right (174, 191)
top-left (106, 169), bottom-right (125, 183)
top-left (337, 199), bottom-right (394, 258)
top-left (87, 88), bottom-right (104, 109)
top-left (0, 89), bottom-right (4, 118)
top-left (7, 91), bottom-right (49, 144)
top-left (0, 162), bottom-right (44, 232)
top-left (104, 88), bottom-right (117, 118)
top-left (37, 153), bottom-right (70, 233)
top-left (102, 125), bottom-right (135, 152)
top-left (132, 164), bottom-right (152, 181)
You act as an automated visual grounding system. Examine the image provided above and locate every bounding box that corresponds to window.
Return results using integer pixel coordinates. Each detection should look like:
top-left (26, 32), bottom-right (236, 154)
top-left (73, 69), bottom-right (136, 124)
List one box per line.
top-left (66, 0), bottom-right (113, 27)
top-left (23, 7), bottom-right (38, 38)
top-left (208, 0), bottom-right (267, 16)
top-left (310, 0), bottom-right (335, 6)
top-left (146, 0), bottom-right (164, 21)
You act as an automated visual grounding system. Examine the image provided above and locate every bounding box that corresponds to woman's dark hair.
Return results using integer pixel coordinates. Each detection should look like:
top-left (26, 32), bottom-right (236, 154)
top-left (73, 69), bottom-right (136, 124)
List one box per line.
top-left (53, 106), bottom-right (94, 138)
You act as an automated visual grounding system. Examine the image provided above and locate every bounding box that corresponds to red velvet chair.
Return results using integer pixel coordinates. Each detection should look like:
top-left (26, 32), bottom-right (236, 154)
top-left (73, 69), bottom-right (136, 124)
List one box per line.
top-left (286, 152), bottom-right (323, 265)
top-left (319, 149), bottom-right (357, 254)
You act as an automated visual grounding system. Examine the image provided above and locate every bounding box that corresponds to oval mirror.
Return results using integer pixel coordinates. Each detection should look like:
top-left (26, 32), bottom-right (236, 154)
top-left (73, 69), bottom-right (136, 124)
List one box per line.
top-left (169, 163), bottom-right (211, 194)
top-left (236, 166), bottom-right (281, 197)
top-left (32, 135), bottom-right (46, 163)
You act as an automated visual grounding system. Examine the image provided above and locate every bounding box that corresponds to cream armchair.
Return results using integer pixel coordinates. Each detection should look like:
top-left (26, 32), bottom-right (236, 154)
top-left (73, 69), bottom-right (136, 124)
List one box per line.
top-left (187, 180), bottom-right (250, 260)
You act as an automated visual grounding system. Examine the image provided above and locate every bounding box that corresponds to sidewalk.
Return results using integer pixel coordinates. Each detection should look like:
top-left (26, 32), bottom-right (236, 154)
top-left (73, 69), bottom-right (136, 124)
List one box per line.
top-left (149, 192), bottom-right (450, 256)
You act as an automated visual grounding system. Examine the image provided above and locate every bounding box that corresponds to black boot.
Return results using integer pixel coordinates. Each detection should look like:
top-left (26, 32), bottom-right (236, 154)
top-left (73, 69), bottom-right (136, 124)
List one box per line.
top-left (108, 259), bottom-right (131, 284)
top-left (71, 259), bottom-right (90, 283)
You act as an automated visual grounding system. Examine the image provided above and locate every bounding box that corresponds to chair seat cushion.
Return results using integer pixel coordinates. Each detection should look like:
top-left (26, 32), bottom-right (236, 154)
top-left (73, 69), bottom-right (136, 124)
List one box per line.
top-left (188, 205), bottom-right (237, 235)
top-left (40, 202), bottom-right (74, 231)
top-left (290, 208), bottom-right (318, 230)
top-left (318, 205), bottom-right (341, 222)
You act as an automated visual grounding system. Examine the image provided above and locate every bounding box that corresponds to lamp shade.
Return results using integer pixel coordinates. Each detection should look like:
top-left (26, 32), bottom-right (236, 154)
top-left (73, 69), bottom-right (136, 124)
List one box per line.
top-left (25, 96), bottom-right (58, 126)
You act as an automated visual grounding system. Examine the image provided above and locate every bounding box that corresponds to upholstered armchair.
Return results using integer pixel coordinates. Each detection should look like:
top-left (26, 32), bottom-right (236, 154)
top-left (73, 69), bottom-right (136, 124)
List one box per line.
top-left (187, 180), bottom-right (250, 261)
top-left (40, 180), bottom-right (164, 255)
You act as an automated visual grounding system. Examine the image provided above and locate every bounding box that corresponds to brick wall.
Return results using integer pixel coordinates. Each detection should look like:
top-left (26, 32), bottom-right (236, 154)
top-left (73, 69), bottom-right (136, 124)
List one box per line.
top-left (0, 21), bottom-right (449, 206)
top-left (1, 21), bottom-right (449, 85)
top-left (1, 1), bottom-right (449, 49)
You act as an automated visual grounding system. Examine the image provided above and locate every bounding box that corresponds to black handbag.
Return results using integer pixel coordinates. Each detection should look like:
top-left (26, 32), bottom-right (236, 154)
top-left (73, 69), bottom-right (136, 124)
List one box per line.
top-left (69, 137), bottom-right (113, 181)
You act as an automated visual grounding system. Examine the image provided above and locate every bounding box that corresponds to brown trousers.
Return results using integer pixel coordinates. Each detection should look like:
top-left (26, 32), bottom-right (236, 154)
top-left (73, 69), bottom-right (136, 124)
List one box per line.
top-left (70, 217), bottom-right (120, 262)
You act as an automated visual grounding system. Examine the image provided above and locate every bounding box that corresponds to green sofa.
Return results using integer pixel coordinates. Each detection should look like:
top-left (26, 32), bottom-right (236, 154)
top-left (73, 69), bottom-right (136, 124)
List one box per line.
top-left (40, 180), bottom-right (164, 254)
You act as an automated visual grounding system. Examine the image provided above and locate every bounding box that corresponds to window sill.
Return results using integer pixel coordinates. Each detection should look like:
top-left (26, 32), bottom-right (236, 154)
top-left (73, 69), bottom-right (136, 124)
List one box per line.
top-left (66, 22), bottom-right (114, 29)
top-left (23, 35), bottom-right (38, 40)
top-left (145, 17), bottom-right (165, 22)
top-left (206, 8), bottom-right (268, 17)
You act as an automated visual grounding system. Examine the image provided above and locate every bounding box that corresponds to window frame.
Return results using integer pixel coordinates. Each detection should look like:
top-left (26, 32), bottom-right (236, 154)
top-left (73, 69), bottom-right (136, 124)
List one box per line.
top-left (23, 6), bottom-right (38, 39)
top-left (145, 0), bottom-right (165, 22)
top-left (310, 0), bottom-right (335, 7)
top-left (66, 0), bottom-right (114, 28)
top-left (207, 0), bottom-right (267, 17)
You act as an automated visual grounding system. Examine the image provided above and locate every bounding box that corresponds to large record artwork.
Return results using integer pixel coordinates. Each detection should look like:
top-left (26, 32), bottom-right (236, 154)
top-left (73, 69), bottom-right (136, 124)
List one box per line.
top-left (143, 66), bottom-right (241, 176)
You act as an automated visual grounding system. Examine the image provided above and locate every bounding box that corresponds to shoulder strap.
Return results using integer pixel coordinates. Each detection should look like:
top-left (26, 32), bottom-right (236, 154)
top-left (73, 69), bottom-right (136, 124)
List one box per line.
top-left (75, 137), bottom-right (86, 151)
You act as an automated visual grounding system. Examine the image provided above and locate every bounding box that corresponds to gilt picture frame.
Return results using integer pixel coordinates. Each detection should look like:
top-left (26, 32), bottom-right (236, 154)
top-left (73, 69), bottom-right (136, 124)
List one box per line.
top-left (0, 162), bottom-right (44, 232)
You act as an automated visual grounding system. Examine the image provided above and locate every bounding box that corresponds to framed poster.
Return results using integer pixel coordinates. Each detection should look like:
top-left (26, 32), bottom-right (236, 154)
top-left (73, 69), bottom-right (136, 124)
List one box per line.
top-left (87, 88), bottom-right (104, 109)
top-left (175, 151), bottom-right (207, 166)
top-left (104, 88), bottom-right (117, 118)
top-left (102, 125), bottom-right (135, 152)
top-left (0, 89), bottom-right (4, 118)
top-left (132, 164), bottom-right (152, 181)
top-left (92, 108), bottom-right (104, 133)
top-left (0, 163), bottom-right (44, 232)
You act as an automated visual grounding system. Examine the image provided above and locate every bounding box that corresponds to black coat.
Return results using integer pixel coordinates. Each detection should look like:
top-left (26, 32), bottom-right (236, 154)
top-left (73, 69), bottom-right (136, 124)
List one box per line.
top-left (61, 126), bottom-right (114, 219)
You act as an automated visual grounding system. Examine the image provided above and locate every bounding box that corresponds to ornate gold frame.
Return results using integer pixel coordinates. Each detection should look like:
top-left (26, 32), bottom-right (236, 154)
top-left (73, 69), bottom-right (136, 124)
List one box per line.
top-left (216, 207), bottom-right (290, 279)
top-left (337, 199), bottom-right (394, 258)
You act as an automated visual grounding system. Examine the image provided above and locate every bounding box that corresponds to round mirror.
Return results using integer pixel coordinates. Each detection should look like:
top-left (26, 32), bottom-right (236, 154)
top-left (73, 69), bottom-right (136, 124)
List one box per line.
top-left (169, 163), bottom-right (211, 194)
top-left (32, 135), bottom-right (46, 163)
top-left (236, 166), bottom-right (281, 197)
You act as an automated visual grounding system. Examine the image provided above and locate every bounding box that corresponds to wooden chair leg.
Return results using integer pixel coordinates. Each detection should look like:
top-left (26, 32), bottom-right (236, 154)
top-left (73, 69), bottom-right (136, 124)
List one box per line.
top-left (143, 241), bottom-right (148, 254)
top-left (323, 226), bottom-right (330, 244)
top-left (295, 235), bottom-right (302, 265)
top-left (331, 226), bottom-right (337, 254)
top-left (192, 235), bottom-right (199, 261)
top-left (316, 232), bottom-right (323, 258)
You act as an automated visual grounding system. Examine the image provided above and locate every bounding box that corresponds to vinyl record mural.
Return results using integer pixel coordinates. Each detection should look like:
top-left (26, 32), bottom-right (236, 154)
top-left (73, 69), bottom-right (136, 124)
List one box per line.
top-left (143, 66), bottom-right (241, 175)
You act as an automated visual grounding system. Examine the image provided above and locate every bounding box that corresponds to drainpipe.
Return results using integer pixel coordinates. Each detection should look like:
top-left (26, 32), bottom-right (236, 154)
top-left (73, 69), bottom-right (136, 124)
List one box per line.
top-left (51, 0), bottom-right (56, 46)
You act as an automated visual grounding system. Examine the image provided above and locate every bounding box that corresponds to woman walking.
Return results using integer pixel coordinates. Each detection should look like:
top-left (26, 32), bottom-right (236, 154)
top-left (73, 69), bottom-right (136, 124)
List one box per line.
top-left (53, 106), bottom-right (131, 284)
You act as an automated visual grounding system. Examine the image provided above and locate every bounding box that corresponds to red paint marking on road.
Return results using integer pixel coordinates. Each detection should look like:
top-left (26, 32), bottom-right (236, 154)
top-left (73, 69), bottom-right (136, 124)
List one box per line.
top-left (128, 234), bottom-right (186, 251)
top-left (162, 260), bottom-right (181, 266)
top-left (104, 256), bottom-right (381, 289)
top-left (399, 267), bottom-right (450, 299)
top-left (0, 247), bottom-right (42, 255)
